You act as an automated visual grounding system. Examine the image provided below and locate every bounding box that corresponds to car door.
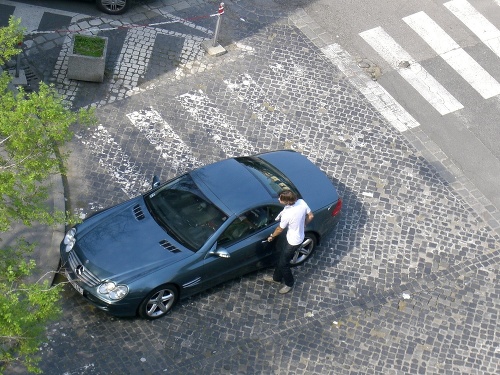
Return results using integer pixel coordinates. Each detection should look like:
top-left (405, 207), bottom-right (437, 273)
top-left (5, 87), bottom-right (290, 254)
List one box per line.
top-left (201, 205), bottom-right (283, 288)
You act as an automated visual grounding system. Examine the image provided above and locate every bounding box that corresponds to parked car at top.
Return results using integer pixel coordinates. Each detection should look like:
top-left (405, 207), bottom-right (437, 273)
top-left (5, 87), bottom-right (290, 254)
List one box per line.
top-left (95, 0), bottom-right (129, 15)
top-left (60, 150), bottom-right (342, 319)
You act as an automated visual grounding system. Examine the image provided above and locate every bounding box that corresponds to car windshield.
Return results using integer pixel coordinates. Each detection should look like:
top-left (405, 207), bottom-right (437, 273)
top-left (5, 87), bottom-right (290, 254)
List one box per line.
top-left (235, 156), bottom-right (298, 196)
top-left (144, 174), bottom-right (227, 251)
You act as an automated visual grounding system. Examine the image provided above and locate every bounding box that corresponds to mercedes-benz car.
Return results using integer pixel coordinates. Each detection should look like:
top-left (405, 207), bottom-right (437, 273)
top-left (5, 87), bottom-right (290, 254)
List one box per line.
top-left (60, 150), bottom-right (342, 319)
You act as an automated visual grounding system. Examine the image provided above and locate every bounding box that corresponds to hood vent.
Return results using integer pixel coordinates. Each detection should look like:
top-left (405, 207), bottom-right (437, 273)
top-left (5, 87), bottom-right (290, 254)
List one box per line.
top-left (159, 239), bottom-right (181, 253)
top-left (133, 204), bottom-right (145, 221)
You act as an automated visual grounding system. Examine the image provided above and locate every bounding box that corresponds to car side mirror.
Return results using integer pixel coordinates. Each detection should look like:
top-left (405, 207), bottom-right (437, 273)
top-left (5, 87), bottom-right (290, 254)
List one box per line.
top-left (216, 249), bottom-right (230, 258)
top-left (152, 175), bottom-right (160, 188)
top-left (208, 244), bottom-right (231, 259)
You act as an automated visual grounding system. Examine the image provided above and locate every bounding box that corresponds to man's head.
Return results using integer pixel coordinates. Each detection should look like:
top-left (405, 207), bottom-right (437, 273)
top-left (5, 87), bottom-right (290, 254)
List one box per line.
top-left (279, 190), bottom-right (298, 206)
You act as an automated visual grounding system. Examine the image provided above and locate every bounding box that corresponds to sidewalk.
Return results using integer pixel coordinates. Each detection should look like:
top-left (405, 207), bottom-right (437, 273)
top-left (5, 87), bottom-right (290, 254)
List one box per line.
top-left (0, 173), bottom-right (65, 285)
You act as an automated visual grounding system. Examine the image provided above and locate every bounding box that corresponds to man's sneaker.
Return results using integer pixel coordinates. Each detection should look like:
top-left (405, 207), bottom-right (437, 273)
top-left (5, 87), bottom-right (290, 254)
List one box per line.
top-left (279, 285), bottom-right (293, 294)
top-left (263, 275), bottom-right (280, 283)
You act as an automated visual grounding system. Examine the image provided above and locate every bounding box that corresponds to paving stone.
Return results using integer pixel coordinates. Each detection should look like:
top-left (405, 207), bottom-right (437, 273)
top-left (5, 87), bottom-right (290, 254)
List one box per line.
top-left (3, 0), bottom-right (500, 374)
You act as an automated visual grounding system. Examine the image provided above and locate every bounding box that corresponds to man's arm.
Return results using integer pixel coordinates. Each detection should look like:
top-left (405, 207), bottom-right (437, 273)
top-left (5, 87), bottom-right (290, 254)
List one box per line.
top-left (267, 226), bottom-right (283, 242)
top-left (305, 212), bottom-right (314, 225)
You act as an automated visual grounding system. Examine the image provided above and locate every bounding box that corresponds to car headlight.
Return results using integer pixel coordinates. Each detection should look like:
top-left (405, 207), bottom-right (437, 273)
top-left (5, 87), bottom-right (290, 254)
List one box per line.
top-left (63, 228), bottom-right (77, 252)
top-left (97, 281), bottom-right (129, 301)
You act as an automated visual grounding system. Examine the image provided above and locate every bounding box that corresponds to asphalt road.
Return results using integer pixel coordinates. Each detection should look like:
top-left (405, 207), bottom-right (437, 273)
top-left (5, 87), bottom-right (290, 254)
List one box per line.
top-left (2, 0), bottom-right (500, 374)
top-left (282, 0), bottom-right (500, 214)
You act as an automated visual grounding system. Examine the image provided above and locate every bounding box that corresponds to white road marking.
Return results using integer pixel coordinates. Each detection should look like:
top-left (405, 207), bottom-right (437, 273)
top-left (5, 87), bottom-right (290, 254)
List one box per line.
top-left (178, 91), bottom-right (256, 157)
top-left (445, 0), bottom-right (500, 59)
top-left (322, 44), bottom-right (419, 132)
top-left (13, 4), bottom-right (45, 33)
top-left (126, 108), bottom-right (201, 174)
top-left (222, 73), bottom-right (305, 149)
top-left (7, 0), bottom-right (79, 32)
top-left (404, 11), bottom-right (500, 99)
top-left (359, 27), bottom-right (463, 115)
top-left (80, 125), bottom-right (149, 197)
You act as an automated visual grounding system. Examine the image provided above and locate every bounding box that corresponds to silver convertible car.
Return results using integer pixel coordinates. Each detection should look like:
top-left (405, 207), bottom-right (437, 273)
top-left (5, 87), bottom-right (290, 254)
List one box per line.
top-left (60, 151), bottom-right (342, 319)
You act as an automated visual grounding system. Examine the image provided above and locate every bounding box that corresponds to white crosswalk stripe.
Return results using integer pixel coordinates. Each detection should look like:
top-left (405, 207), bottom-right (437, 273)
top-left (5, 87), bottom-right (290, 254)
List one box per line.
top-left (322, 44), bottom-right (420, 132)
top-left (80, 126), bottom-right (149, 198)
top-left (178, 91), bottom-right (257, 157)
top-left (359, 27), bottom-right (464, 115)
top-left (444, 0), bottom-right (500, 59)
top-left (126, 108), bottom-right (202, 174)
top-left (403, 11), bottom-right (500, 99)
top-left (359, 0), bottom-right (500, 116)
top-left (223, 73), bottom-right (306, 149)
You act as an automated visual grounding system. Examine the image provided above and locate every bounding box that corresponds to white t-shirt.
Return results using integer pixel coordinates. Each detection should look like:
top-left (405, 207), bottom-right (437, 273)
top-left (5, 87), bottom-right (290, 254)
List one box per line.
top-left (278, 199), bottom-right (311, 246)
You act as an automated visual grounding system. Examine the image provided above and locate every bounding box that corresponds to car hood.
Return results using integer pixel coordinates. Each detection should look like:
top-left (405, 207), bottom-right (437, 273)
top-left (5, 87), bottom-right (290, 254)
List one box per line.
top-left (74, 198), bottom-right (190, 282)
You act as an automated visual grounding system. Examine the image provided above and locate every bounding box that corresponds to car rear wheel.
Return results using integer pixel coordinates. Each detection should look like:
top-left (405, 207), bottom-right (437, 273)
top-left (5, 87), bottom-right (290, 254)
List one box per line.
top-left (96, 0), bottom-right (130, 15)
top-left (290, 233), bottom-right (317, 266)
top-left (138, 284), bottom-right (178, 320)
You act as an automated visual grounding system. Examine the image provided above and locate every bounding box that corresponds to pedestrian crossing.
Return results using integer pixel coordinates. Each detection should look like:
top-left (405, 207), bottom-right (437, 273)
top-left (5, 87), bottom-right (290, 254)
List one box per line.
top-left (359, 0), bottom-right (500, 115)
top-left (445, 0), bottom-right (500, 59)
top-left (82, 67), bottom-right (345, 206)
top-left (6, 0), bottom-right (500, 120)
top-left (404, 11), bottom-right (500, 99)
top-left (80, 125), bottom-right (150, 197)
top-left (126, 108), bottom-right (202, 173)
top-left (359, 27), bottom-right (464, 116)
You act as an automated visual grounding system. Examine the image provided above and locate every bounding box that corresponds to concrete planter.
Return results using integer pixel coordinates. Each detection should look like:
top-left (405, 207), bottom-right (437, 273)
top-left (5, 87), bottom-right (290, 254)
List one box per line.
top-left (67, 35), bottom-right (108, 82)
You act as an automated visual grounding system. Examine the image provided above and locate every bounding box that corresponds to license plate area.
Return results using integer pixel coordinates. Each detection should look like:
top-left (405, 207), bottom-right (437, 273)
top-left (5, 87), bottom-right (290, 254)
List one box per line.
top-left (65, 270), bottom-right (84, 295)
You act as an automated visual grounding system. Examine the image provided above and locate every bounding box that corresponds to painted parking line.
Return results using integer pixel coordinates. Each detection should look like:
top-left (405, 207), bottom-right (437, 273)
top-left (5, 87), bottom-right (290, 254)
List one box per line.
top-left (404, 11), bottom-right (500, 99)
top-left (359, 27), bottom-right (463, 115)
top-left (80, 126), bottom-right (149, 197)
top-left (321, 44), bottom-right (420, 132)
top-left (126, 108), bottom-right (202, 174)
top-left (178, 91), bottom-right (256, 157)
top-left (445, 0), bottom-right (500, 60)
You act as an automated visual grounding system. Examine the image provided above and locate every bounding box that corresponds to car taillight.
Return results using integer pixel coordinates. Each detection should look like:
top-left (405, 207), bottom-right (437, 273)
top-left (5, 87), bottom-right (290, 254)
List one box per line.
top-left (331, 198), bottom-right (342, 217)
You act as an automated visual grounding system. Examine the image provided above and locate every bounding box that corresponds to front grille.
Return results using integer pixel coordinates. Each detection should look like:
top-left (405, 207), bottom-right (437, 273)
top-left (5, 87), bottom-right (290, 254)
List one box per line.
top-left (67, 251), bottom-right (101, 287)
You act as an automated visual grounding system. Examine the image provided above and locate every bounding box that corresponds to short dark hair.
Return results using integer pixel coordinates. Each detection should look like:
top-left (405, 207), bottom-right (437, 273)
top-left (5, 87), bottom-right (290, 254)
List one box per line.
top-left (279, 190), bottom-right (297, 205)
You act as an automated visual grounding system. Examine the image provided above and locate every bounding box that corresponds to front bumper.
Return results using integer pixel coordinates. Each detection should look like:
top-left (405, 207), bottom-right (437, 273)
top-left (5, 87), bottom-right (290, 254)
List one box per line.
top-left (60, 243), bottom-right (140, 317)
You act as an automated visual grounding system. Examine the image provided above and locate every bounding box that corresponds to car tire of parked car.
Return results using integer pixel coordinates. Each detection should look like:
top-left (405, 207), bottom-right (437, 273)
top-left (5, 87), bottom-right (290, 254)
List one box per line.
top-left (138, 284), bottom-right (178, 320)
top-left (290, 233), bottom-right (317, 267)
top-left (96, 0), bottom-right (130, 15)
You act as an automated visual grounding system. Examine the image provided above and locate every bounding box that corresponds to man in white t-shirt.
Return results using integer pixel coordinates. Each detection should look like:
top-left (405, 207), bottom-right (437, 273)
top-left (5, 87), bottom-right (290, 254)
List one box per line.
top-left (265, 190), bottom-right (314, 294)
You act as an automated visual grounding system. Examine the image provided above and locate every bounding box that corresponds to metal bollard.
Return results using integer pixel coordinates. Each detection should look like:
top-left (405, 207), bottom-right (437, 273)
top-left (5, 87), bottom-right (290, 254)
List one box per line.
top-left (212, 3), bottom-right (224, 47)
top-left (201, 2), bottom-right (227, 56)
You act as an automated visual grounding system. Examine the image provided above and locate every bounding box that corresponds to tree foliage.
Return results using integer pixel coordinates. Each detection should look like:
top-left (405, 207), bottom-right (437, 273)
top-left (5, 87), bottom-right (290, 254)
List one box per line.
top-left (0, 16), bottom-right (95, 373)
top-left (0, 239), bottom-right (61, 373)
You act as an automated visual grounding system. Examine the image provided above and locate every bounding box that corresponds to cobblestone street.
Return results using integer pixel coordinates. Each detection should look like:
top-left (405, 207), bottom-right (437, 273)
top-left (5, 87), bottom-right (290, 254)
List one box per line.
top-left (2, 0), bottom-right (499, 374)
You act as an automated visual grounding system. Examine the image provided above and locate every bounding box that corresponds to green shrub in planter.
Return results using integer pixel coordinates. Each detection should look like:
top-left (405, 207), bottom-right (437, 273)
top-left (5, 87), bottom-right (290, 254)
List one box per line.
top-left (73, 35), bottom-right (106, 57)
top-left (67, 35), bottom-right (108, 82)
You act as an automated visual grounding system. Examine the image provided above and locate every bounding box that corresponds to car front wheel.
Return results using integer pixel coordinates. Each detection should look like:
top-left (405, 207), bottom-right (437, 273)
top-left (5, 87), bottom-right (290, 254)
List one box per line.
top-left (138, 284), bottom-right (178, 320)
top-left (290, 233), bottom-right (317, 266)
top-left (96, 0), bottom-right (130, 15)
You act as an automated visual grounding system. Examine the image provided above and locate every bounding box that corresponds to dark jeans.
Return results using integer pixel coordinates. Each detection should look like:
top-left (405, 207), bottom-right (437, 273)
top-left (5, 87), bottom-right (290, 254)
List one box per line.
top-left (273, 241), bottom-right (300, 287)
